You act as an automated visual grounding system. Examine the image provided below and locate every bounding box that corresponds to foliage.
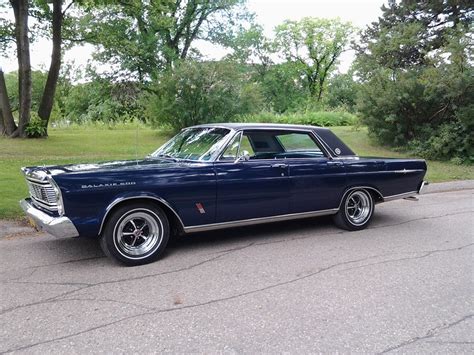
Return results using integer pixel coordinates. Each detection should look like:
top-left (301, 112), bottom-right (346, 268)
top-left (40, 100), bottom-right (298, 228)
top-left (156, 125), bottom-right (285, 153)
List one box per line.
top-left (4, 70), bottom-right (48, 112)
top-left (258, 63), bottom-right (309, 113)
top-left (275, 17), bottom-right (355, 101)
top-left (145, 60), bottom-right (264, 131)
top-left (240, 110), bottom-right (357, 127)
top-left (79, 0), bottom-right (251, 81)
top-left (325, 72), bottom-right (359, 112)
top-left (25, 112), bottom-right (47, 138)
top-left (63, 79), bottom-right (145, 123)
top-left (354, 0), bottom-right (473, 72)
top-left (355, 1), bottom-right (473, 162)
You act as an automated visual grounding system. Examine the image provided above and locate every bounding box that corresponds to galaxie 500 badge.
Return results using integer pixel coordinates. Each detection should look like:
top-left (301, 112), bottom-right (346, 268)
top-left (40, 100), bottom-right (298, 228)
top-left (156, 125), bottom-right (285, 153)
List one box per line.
top-left (81, 182), bottom-right (136, 189)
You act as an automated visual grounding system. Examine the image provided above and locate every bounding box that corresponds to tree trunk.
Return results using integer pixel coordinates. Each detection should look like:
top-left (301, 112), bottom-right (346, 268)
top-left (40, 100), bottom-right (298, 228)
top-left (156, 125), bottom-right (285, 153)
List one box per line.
top-left (38, 0), bottom-right (63, 136)
top-left (0, 110), bottom-right (4, 135)
top-left (0, 68), bottom-right (18, 136)
top-left (11, 0), bottom-right (31, 138)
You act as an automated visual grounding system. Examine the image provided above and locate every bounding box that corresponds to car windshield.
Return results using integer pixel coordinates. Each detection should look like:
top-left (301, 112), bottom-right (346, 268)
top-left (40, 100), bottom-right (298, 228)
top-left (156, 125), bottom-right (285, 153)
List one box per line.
top-left (151, 127), bottom-right (231, 161)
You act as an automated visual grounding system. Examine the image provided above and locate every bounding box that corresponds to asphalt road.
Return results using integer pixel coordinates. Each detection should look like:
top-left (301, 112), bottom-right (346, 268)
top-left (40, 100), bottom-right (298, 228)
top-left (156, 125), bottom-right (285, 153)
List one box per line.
top-left (1, 188), bottom-right (473, 354)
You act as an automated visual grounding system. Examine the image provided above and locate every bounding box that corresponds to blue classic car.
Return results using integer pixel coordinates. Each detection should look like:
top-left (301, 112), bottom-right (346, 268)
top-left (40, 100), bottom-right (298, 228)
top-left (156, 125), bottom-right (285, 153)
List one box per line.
top-left (21, 123), bottom-right (427, 265)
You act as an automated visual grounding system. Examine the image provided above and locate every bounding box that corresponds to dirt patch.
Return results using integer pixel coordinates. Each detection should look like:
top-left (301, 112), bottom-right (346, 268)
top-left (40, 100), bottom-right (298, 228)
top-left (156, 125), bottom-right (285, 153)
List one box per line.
top-left (0, 218), bottom-right (41, 239)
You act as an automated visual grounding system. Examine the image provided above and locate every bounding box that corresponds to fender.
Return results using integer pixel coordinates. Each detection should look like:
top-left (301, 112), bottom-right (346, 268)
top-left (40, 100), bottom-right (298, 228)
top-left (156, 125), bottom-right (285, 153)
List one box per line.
top-left (98, 192), bottom-right (185, 235)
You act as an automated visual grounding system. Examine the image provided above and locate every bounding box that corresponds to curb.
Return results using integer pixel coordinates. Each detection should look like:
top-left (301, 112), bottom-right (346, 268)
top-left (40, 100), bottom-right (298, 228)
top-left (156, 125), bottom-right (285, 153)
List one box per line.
top-left (424, 180), bottom-right (474, 194)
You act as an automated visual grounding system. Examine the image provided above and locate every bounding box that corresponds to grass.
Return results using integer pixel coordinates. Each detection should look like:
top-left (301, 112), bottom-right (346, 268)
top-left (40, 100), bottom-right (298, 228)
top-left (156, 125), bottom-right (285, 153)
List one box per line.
top-left (0, 126), bottom-right (169, 219)
top-left (1, 125), bottom-right (472, 219)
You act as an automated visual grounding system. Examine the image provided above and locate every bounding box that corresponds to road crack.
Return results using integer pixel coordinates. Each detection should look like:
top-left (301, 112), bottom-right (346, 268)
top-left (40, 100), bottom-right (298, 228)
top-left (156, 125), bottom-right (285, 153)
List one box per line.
top-left (378, 314), bottom-right (474, 354)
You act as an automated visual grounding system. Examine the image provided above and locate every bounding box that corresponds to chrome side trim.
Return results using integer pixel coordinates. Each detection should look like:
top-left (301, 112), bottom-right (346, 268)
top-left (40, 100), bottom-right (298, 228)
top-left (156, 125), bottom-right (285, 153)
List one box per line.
top-left (391, 169), bottom-right (425, 174)
top-left (183, 208), bottom-right (339, 233)
top-left (20, 198), bottom-right (79, 238)
top-left (383, 191), bottom-right (418, 202)
top-left (98, 195), bottom-right (185, 235)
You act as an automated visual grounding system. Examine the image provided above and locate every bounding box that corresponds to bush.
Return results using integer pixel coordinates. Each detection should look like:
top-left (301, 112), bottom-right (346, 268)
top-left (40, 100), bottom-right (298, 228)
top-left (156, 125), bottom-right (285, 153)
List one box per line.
top-left (240, 110), bottom-right (357, 127)
top-left (357, 63), bottom-right (473, 162)
top-left (64, 81), bottom-right (145, 123)
top-left (25, 114), bottom-right (47, 138)
top-left (144, 61), bottom-right (264, 131)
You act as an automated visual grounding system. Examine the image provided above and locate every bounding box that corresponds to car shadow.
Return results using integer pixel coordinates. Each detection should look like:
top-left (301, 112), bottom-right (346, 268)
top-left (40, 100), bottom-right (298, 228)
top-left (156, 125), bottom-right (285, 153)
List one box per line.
top-left (168, 216), bottom-right (337, 251)
top-left (40, 212), bottom-right (396, 266)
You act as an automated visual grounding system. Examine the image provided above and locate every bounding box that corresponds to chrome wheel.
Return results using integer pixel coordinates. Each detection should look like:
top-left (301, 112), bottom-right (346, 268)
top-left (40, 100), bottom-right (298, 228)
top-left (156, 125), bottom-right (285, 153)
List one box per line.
top-left (345, 190), bottom-right (372, 226)
top-left (113, 210), bottom-right (163, 259)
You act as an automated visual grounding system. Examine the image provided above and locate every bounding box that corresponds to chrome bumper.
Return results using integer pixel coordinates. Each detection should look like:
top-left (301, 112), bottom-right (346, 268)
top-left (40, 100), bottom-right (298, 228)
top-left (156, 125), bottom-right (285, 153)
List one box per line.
top-left (418, 180), bottom-right (429, 194)
top-left (20, 198), bottom-right (79, 238)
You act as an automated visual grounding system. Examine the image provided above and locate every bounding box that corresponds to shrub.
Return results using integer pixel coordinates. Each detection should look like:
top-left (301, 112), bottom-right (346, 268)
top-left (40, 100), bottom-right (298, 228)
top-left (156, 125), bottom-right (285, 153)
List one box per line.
top-left (357, 64), bottom-right (473, 162)
top-left (144, 61), bottom-right (264, 131)
top-left (25, 114), bottom-right (47, 138)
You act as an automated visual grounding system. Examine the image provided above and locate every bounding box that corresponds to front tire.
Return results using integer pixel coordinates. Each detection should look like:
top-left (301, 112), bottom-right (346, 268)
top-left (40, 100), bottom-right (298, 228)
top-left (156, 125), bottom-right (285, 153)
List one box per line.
top-left (333, 189), bottom-right (374, 231)
top-left (100, 202), bottom-right (170, 266)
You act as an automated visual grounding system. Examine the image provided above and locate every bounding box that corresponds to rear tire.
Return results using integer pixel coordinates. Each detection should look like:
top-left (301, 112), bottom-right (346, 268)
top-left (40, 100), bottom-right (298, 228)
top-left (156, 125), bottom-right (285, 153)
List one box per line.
top-left (333, 189), bottom-right (374, 231)
top-left (100, 202), bottom-right (170, 266)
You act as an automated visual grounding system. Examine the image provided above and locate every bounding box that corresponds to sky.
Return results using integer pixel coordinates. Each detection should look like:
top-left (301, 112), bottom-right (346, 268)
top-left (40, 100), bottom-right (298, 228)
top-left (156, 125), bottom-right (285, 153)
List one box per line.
top-left (0, 0), bottom-right (386, 74)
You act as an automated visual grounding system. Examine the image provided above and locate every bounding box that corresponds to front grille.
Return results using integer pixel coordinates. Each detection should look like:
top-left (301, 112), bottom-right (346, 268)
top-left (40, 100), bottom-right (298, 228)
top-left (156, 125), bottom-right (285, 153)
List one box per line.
top-left (26, 179), bottom-right (58, 211)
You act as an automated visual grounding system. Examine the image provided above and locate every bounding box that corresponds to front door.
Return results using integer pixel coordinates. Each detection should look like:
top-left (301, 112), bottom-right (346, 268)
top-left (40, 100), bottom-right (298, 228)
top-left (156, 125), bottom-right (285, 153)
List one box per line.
top-left (214, 131), bottom-right (290, 223)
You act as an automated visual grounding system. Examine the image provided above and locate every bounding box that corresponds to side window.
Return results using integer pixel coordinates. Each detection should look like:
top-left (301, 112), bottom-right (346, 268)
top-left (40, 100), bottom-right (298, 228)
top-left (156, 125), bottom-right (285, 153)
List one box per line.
top-left (240, 135), bottom-right (255, 157)
top-left (221, 133), bottom-right (241, 160)
top-left (276, 133), bottom-right (322, 154)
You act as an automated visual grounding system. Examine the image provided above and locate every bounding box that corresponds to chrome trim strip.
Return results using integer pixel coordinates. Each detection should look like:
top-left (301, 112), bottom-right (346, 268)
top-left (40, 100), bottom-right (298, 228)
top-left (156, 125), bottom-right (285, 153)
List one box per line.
top-left (30, 196), bottom-right (59, 210)
top-left (98, 195), bottom-right (185, 235)
top-left (390, 169), bottom-right (425, 174)
top-left (20, 198), bottom-right (79, 238)
top-left (383, 191), bottom-right (418, 202)
top-left (183, 208), bottom-right (339, 233)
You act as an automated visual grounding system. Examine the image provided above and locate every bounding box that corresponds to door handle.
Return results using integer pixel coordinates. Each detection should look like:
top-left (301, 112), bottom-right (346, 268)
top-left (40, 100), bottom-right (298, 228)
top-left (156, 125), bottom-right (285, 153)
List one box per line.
top-left (271, 163), bottom-right (288, 169)
top-left (328, 160), bottom-right (343, 166)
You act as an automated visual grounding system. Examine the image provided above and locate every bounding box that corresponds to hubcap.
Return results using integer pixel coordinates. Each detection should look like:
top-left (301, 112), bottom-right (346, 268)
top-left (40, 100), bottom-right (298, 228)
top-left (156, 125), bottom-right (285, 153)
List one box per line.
top-left (345, 191), bottom-right (371, 226)
top-left (114, 211), bottom-right (162, 257)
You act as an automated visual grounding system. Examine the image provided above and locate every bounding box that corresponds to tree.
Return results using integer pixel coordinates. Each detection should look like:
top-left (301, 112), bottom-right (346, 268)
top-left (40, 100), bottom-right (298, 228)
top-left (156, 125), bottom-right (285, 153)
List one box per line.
top-left (35, 0), bottom-right (62, 131)
top-left (354, 0), bottom-right (473, 73)
top-left (1, 0), bottom-right (108, 137)
top-left (9, 0), bottom-right (32, 137)
top-left (275, 17), bottom-right (355, 102)
top-left (354, 0), bottom-right (473, 162)
top-left (81, 0), bottom-right (250, 81)
top-left (0, 68), bottom-right (17, 135)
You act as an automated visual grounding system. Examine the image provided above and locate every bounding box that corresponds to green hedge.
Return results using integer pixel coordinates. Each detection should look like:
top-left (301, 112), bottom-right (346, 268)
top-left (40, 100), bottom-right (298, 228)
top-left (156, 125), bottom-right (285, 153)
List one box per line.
top-left (239, 111), bottom-right (357, 127)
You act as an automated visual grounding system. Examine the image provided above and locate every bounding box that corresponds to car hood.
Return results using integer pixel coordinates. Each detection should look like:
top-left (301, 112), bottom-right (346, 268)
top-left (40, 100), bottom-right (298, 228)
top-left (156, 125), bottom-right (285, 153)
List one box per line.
top-left (23, 158), bottom-right (190, 177)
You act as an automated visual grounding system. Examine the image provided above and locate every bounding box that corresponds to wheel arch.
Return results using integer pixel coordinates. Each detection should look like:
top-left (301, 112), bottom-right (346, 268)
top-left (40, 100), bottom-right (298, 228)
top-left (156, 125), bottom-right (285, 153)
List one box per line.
top-left (98, 195), bottom-right (185, 236)
top-left (338, 185), bottom-right (384, 209)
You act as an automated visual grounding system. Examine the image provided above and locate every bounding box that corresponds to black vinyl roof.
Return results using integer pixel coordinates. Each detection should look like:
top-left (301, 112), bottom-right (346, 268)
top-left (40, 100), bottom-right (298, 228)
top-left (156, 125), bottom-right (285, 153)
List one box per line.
top-left (191, 123), bottom-right (356, 157)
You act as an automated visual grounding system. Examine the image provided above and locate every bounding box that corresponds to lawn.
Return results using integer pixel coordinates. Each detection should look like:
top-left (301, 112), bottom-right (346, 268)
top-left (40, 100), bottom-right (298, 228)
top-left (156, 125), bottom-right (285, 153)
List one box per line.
top-left (0, 125), bottom-right (472, 219)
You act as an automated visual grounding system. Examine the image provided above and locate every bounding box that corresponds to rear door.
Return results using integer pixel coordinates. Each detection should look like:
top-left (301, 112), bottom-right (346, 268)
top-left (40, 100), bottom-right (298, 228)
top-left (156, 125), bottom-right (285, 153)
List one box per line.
top-left (274, 131), bottom-right (346, 212)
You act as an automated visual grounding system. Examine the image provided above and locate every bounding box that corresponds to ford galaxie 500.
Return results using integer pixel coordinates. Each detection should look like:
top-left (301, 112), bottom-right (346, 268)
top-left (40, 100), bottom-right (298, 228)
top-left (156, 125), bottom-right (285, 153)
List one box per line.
top-left (21, 123), bottom-right (427, 265)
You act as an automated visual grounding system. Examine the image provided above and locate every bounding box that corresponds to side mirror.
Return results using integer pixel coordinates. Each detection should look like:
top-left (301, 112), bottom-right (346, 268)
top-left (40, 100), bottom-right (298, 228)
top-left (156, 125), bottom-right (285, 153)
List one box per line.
top-left (235, 150), bottom-right (250, 163)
